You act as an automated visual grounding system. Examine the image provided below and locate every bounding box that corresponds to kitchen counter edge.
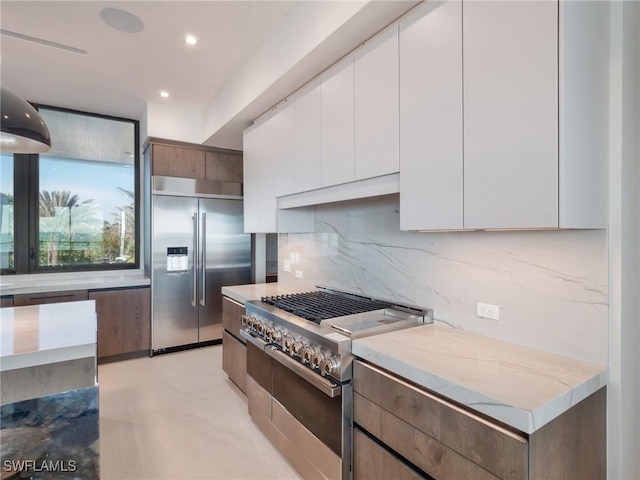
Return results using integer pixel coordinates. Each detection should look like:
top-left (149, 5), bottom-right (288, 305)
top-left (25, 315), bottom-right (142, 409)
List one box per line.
top-left (1, 271), bottom-right (150, 296)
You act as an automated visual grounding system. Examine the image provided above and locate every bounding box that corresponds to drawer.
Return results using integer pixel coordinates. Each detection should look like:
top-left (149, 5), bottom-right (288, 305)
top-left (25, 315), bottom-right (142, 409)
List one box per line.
top-left (14, 290), bottom-right (88, 306)
top-left (353, 428), bottom-right (425, 480)
top-left (222, 330), bottom-right (247, 393)
top-left (222, 296), bottom-right (245, 340)
top-left (353, 360), bottom-right (527, 480)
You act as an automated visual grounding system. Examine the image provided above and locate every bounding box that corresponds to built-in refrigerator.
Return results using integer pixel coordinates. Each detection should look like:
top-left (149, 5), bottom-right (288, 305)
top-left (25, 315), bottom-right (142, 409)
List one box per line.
top-left (149, 177), bottom-right (252, 353)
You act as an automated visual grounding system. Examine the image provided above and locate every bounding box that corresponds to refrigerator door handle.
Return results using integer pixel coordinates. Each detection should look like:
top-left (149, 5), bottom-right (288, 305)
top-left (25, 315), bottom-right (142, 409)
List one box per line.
top-left (192, 212), bottom-right (198, 307)
top-left (200, 212), bottom-right (206, 306)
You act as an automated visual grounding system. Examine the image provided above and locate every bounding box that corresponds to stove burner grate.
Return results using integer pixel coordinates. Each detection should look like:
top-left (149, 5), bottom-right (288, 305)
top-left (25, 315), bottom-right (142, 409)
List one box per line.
top-left (261, 291), bottom-right (392, 324)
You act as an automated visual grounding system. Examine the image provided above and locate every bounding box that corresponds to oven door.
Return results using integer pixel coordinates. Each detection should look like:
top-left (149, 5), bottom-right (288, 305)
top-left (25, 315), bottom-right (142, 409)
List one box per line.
top-left (242, 330), bottom-right (352, 480)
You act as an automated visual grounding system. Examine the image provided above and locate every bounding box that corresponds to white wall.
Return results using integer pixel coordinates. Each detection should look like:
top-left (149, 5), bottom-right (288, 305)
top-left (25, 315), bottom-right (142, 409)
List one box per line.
top-left (278, 195), bottom-right (608, 365)
top-left (143, 102), bottom-right (202, 144)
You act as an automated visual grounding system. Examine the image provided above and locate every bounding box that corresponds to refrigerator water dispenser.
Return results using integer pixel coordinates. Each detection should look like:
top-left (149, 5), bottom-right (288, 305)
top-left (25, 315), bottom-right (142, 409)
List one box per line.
top-left (166, 247), bottom-right (188, 272)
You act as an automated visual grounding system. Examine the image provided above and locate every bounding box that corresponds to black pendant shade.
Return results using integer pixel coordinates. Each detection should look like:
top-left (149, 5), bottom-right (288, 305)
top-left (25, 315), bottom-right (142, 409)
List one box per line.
top-left (1, 87), bottom-right (51, 154)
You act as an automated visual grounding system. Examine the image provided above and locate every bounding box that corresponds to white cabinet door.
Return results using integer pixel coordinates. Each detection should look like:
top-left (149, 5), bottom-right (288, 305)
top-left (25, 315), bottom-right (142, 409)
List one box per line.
top-left (275, 101), bottom-right (296, 197)
top-left (295, 81), bottom-right (322, 193)
top-left (399, 1), bottom-right (463, 231)
top-left (321, 56), bottom-right (355, 187)
top-left (463, 0), bottom-right (558, 229)
top-left (258, 116), bottom-right (277, 232)
top-left (354, 25), bottom-right (399, 181)
top-left (242, 126), bottom-right (260, 233)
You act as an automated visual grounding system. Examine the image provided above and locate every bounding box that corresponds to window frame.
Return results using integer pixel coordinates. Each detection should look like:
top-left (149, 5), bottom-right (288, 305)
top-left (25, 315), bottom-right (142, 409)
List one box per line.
top-left (1, 105), bottom-right (140, 275)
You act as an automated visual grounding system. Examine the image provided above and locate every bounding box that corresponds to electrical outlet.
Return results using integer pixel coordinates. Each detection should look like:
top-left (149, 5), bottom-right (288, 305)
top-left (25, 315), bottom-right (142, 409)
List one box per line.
top-left (283, 259), bottom-right (291, 272)
top-left (476, 302), bottom-right (500, 321)
top-left (295, 270), bottom-right (303, 279)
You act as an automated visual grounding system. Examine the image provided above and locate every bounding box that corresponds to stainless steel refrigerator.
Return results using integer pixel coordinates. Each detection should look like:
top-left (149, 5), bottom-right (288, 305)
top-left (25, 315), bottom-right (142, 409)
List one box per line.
top-left (150, 177), bottom-right (252, 353)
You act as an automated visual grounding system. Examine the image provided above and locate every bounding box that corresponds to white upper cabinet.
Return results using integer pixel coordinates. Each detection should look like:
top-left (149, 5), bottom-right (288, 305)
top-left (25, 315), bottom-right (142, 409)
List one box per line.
top-left (354, 25), bottom-right (400, 181)
top-left (275, 101), bottom-right (296, 197)
top-left (294, 80), bottom-right (322, 193)
top-left (243, 116), bottom-right (277, 233)
top-left (399, 1), bottom-right (463, 231)
top-left (463, 0), bottom-right (559, 229)
top-left (321, 56), bottom-right (355, 188)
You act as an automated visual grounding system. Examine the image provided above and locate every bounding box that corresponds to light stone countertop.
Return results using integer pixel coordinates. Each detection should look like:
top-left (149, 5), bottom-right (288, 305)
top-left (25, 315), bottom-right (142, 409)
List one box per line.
top-left (0, 270), bottom-right (150, 296)
top-left (221, 282), bottom-right (315, 305)
top-left (352, 323), bottom-right (607, 434)
top-left (0, 300), bottom-right (97, 371)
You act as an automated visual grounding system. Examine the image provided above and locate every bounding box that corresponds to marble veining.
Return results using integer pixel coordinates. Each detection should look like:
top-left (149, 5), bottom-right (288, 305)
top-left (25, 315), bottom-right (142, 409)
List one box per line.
top-left (278, 195), bottom-right (608, 364)
top-left (0, 386), bottom-right (99, 479)
top-left (352, 324), bottom-right (607, 433)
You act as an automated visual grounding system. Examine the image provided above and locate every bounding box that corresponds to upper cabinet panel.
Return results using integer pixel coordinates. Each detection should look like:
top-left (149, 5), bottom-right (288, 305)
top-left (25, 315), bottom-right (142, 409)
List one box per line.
top-left (295, 80), bottom-right (322, 193)
top-left (399, 1), bottom-right (463, 231)
top-left (354, 25), bottom-right (400, 181)
top-left (321, 56), bottom-right (355, 188)
top-left (463, 0), bottom-right (559, 229)
top-left (275, 101), bottom-right (296, 197)
top-left (151, 145), bottom-right (206, 179)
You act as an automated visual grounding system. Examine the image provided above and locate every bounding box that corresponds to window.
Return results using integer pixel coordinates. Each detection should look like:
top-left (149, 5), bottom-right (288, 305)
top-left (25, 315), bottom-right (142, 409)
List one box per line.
top-left (0, 155), bottom-right (14, 270)
top-left (1, 106), bottom-right (139, 274)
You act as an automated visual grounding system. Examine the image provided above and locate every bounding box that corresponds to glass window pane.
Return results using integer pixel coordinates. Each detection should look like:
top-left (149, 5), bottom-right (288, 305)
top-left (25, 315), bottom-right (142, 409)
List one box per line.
top-left (38, 109), bottom-right (136, 268)
top-left (0, 155), bottom-right (14, 270)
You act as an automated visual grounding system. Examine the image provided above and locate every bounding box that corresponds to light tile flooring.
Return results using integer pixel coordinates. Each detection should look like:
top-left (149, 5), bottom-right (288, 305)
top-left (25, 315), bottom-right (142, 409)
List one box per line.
top-left (98, 345), bottom-right (301, 480)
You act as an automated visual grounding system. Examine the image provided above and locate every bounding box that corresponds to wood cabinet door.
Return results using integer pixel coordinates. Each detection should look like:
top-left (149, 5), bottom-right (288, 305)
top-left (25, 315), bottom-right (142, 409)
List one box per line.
top-left (463, 0), bottom-right (558, 229)
top-left (354, 25), bottom-right (399, 181)
top-left (90, 287), bottom-right (150, 358)
top-left (294, 80), bottom-right (322, 193)
top-left (399, 0), bottom-right (463, 231)
top-left (152, 144), bottom-right (206, 179)
top-left (222, 330), bottom-right (247, 394)
top-left (205, 151), bottom-right (243, 183)
top-left (321, 56), bottom-right (355, 188)
top-left (353, 428), bottom-right (425, 480)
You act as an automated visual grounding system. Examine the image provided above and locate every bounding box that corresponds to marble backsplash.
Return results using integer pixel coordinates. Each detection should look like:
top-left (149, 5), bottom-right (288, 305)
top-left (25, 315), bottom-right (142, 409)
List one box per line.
top-left (278, 195), bottom-right (608, 364)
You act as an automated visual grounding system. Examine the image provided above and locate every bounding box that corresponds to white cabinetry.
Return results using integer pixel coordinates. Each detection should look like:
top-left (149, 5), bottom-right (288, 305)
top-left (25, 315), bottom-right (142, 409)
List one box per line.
top-left (243, 117), bottom-right (277, 233)
top-left (400, 0), bottom-right (608, 231)
top-left (321, 57), bottom-right (355, 187)
top-left (355, 25), bottom-right (399, 181)
top-left (294, 80), bottom-right (322, 193)
top-left (463, 0), bottom-right (558, 229)
top-left (399, 1), bottom-right (463, 231)
top-left (275, 101), bottom-right (296, 197)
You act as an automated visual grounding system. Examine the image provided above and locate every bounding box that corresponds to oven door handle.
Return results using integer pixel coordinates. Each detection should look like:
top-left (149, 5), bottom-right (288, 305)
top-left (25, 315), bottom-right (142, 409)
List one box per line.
top-left (264, 345), bottom-right (342, 398)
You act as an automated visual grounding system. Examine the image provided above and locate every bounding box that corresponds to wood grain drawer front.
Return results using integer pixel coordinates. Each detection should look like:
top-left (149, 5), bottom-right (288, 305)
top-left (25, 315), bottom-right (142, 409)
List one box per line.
top-left (222, 330), bottom-right (247, 394)
top-left (1, 297), bottom-right (14, 307)
top-left (14, 290), bottom-right (88, 306)
top-left (353, 361), bottom-right (528, 480)
top-left (355, 393), bottom-right (500, 480)
top-left (205, 151), bottom-right (243, 183)
top-left (222, 296), bottom-right (245, 340)
top-left (152, 144), bottom-right (205, 179)
top-left (354, 428), bottom-right (425, 480)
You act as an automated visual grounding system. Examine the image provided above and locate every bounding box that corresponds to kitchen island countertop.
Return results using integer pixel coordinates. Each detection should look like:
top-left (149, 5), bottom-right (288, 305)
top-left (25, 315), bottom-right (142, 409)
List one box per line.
top-left (352, 323), bottom-right (607, 434)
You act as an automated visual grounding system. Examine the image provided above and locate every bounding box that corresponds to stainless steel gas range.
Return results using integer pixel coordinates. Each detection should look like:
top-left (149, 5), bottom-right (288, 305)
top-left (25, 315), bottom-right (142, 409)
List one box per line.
top-left (240, 286), bottom-right (433, 480)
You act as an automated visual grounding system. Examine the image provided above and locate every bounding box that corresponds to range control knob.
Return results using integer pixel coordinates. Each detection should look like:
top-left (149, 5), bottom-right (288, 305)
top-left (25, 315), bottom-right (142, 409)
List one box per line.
top-left (320, 357), bottom-right (339, 377)
top-left (282, 336), bottom-right (293, 353)
top-left (291, 341), bottom-right (304, 357)
top-left (302, 347), bottom-right (318, 364)
top-left (311, 351), bottom-right (326, 369)
top-left (255, 321), bottom-right (266, 336)
top-left (241, 315), bottom-right (250, 327)
top-left (269, 329), bottom-right (283, 343)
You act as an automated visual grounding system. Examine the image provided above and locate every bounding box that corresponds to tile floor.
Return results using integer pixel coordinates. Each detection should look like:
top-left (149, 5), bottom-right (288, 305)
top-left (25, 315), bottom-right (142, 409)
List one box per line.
top-left (98, 345), bottom-right (301, 479)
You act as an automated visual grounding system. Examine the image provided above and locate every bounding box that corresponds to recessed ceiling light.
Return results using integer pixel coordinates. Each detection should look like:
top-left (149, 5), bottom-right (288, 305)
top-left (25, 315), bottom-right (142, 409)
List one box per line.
top-left (100, 8), bottom-right (144, 34)
top-left (160, 91), bottom-right (169, 98)
top-left (185, 34), bottom-right (198, 46)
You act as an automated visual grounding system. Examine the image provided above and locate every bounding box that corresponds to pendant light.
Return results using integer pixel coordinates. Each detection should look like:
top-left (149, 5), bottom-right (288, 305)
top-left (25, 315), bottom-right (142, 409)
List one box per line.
top-left (0, 87), bottom-right (51, 153)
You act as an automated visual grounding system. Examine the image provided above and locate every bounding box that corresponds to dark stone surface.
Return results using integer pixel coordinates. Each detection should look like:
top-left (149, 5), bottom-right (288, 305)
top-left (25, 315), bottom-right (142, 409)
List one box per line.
top-left (0, 386), bottom-right (99, 479)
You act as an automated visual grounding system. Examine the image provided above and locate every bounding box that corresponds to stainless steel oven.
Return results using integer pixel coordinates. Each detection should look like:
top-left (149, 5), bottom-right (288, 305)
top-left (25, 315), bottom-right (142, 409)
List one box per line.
top-left (240, 287), bottom-right (432, 480)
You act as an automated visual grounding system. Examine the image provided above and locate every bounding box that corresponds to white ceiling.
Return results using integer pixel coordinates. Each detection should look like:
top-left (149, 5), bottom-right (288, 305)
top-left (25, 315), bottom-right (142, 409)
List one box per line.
top-left (0, 1), bottom-right (299, 122)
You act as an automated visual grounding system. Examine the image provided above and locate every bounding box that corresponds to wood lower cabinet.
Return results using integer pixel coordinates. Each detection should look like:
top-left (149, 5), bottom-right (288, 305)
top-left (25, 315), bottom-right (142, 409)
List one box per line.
top-left (1, 296), bottom-right (14, 307)
top-left (353, 360), bottom-right (606, 480)
top-left (89, 287), bottom-right (150, 360)
top-left (222, 296), bottom-right (247, 393)
top-left (14, 289), bottom-right (88, 306)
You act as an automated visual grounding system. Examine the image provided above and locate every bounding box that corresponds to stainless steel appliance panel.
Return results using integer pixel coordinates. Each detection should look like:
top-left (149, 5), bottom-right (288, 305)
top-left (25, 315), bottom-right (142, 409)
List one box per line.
top-left (198, 198), bottom-right (251, 342)
top-left (152, 195), bottom-right (199, 350)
